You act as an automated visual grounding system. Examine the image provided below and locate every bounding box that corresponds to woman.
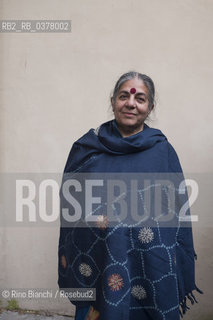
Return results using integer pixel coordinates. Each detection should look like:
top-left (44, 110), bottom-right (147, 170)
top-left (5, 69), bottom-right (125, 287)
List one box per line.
top-left (58, 72), bottom-right (201, 320)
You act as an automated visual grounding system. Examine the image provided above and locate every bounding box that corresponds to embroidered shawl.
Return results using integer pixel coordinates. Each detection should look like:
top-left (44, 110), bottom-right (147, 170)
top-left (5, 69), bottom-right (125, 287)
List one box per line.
top-left (58, 120), bottom-right (201, 320)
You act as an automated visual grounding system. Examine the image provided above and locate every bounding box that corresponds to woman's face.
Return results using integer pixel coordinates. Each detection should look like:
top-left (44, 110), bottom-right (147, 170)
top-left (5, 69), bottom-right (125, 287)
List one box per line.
top-left (112, 78), bottom-right (152, 137)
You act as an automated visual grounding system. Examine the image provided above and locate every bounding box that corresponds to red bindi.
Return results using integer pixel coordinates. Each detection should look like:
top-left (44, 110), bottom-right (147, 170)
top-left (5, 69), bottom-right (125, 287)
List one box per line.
top-left (130, 88), bottom-right (136, 94)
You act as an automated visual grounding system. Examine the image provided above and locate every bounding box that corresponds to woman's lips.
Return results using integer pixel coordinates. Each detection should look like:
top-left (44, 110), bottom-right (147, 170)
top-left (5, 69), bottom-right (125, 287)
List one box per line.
top-left (123, 112), bottom-right (136, 117)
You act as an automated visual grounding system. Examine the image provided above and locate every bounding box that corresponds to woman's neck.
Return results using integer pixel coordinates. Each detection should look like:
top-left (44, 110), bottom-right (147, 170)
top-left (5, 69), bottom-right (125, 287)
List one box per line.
top-left (117, 123), bottom-right (144, 138)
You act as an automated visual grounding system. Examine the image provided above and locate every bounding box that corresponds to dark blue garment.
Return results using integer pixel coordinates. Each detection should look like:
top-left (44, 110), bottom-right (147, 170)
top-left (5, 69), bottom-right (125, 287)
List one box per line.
top-left (75, 306), bottom-right (90, 320)
top-left (58, 120), bottom-right (200, 320)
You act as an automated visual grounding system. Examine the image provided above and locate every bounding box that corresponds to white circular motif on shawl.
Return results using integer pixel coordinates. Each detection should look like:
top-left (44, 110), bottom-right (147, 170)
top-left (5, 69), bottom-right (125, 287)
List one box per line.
top-left (79, 263), bottom-right (92, 277)
top-left (131, 285), bottom-right (147, 300)
top-left (138, 227), bottom-right (154, 244)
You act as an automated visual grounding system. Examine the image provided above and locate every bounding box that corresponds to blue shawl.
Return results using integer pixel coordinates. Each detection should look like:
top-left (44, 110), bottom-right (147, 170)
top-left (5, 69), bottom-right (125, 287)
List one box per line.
top-left (58, 120), bottom-right (201, 320)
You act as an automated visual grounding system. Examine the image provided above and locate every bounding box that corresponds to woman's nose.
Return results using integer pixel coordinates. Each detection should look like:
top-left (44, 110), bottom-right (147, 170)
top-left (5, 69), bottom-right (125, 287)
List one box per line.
top-left (126, 96), bottom-right (136, 107)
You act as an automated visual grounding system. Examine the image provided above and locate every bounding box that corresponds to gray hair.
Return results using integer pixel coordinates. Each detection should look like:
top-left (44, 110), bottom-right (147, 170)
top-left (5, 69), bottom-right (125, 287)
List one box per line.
top-left (111, 71), bottom-right (155, 110)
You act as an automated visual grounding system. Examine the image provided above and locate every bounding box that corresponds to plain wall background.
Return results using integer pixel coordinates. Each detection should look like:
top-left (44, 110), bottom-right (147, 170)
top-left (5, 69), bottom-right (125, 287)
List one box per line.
top-left (0, 0), bottom-right (213, 319)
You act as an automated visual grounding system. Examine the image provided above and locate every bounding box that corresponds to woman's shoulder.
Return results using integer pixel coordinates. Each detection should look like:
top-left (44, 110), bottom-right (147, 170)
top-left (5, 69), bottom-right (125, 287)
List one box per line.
top-left (74, 120), bottom-right (112, 144)
top-left (166, 142), bottom-right (182, 172)
top-left (146, 125), bottom-right (182, 172)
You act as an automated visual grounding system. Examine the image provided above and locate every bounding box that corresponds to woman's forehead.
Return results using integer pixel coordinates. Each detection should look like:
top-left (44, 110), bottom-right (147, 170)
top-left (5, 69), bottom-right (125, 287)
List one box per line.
top-left (119, 78), bottom-right (148, 93)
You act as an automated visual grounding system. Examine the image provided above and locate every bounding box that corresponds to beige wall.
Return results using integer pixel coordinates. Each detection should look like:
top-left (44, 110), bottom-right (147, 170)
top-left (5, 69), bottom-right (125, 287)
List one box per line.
top-left (0, 0), bottom-right (213, 319)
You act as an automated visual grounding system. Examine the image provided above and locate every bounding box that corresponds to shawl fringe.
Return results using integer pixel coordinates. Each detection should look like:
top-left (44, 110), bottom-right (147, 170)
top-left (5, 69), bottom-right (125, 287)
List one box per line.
top-left (179, 286), bottom-right (203, 317)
